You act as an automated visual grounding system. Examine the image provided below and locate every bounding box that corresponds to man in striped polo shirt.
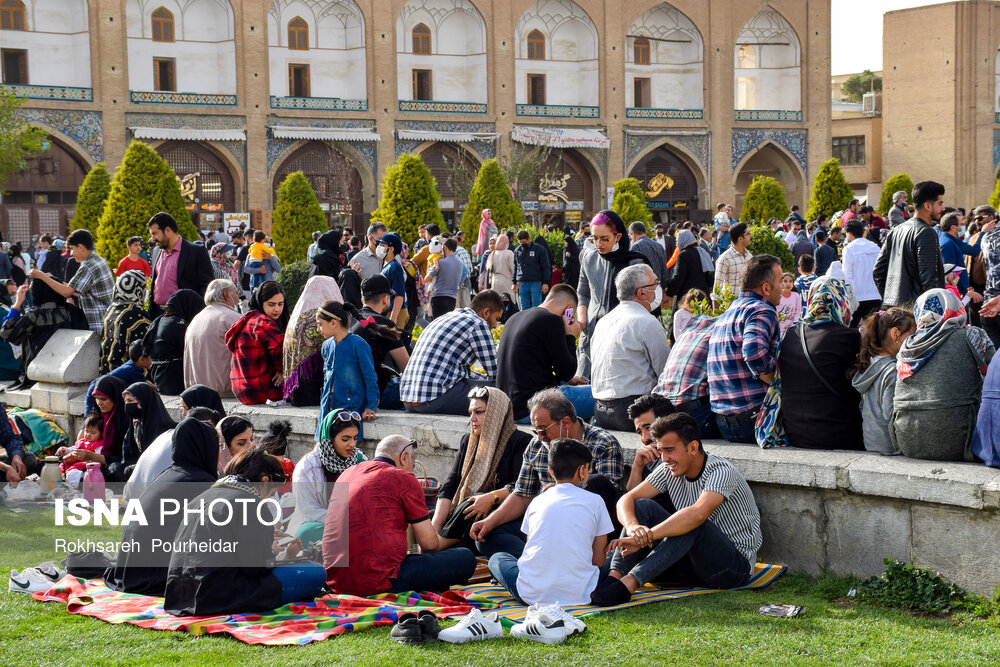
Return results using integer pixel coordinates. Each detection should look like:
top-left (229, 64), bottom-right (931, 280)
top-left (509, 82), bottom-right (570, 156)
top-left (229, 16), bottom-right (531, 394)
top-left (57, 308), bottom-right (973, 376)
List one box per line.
top-left (590, 412), bottom-right (761, 605)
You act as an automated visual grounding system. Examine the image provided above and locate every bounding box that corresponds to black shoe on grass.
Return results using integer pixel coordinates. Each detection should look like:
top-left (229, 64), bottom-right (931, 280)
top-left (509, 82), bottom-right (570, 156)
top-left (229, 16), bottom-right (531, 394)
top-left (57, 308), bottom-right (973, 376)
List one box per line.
top-left (390, 612), bottom-right (426, 645)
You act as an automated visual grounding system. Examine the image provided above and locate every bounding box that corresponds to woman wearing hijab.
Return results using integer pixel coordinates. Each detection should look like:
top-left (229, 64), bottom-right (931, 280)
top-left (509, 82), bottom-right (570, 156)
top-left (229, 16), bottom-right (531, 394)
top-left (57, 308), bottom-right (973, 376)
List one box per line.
top-left (488, 233), bottom-right (515, 299)
top-left (576, 209), bottom-right (650, 377)
top-left (562, 234), bottom-right (581, 291)
top-left (281, 275), bottom-right (343, 406)
top-left (475, 208), bottom-right (497, 261)
top-left (891, 289), bottom-right (995, 461)
top-left (164, 448), bottom-right (326, 616)
top-left (287, 409), bottom-right (367, 546)
top-left (180, 384), bottom-right (226, 418)
top-left (100, 270), bottom-right (151, 375)
top-left (105, 417), bottom-right (220, 595)
top-left (143, 289), bottom-right (205, 395)
top-left (76, 375), bottom-right (132, 482)
top-left (122, 382), bottom-right (177, 461)
top-left (666, 229), bottom-right (713, 309)
top-left (431, 387), bottom-right (531, 549)
top-left (209, 242), bottom-right (239, 286)
top-left (762, 277), bottom-right (863, 450)
top-left (226, 281), bottom-right (288, 405)
top-left (311, 229), bottom-right (345, 279)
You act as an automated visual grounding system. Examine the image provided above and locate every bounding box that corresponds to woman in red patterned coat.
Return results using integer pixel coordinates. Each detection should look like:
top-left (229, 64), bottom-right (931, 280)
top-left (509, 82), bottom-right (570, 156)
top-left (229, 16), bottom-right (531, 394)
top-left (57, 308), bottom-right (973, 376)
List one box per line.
top-left (226, 281), bottom-right (288, 405)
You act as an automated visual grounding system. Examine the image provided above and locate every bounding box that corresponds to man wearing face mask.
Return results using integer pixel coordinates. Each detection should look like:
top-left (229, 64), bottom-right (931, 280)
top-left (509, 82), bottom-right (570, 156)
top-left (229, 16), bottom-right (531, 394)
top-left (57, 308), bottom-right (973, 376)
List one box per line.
top-left (350, 223), bottom-right (387, 281)
top-left (589, 266), bottom-right (671, 432)
top-left (512, 230), bottom-right (551, 311)
top-left (376, 233), bottom-right (407, 327)
top-left (353, 275), bottom-right (410, 407)
top-left (182, 279), bottom-right (242, 397)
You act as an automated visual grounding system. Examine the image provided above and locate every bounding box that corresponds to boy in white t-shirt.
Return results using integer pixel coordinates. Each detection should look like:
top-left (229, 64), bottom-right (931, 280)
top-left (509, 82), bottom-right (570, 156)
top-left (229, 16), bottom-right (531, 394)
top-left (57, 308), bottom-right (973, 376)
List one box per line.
top-left (486, 439), bottom-right (613, 606)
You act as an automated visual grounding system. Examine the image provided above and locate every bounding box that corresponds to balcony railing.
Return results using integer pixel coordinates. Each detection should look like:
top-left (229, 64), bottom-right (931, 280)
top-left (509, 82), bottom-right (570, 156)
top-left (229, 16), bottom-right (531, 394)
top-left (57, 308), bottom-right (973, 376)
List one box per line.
top-left (626, 107), bottom-right (704, 120)
top-left (271, 96), bottom-right (367, 111)
top-left (398, 100), bottom-right (487, 114)
top-left (7, 84), bottom-right (92, 101)
top-left (130, 91), bottom-right (237, 106)
top-left (734, 109), bottom-right (802, 121)
top-left (516, 104), bottom-right (600, 118)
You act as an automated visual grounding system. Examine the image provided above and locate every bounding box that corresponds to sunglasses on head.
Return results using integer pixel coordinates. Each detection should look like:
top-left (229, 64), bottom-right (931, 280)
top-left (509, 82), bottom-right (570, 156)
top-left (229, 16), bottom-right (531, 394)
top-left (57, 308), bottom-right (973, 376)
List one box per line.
top-left (330, 410), bottom-right (362, 423)
top-left (403, 439), bottom-right (418, 456)
top-left (467, 386), bottom-right (489, 399)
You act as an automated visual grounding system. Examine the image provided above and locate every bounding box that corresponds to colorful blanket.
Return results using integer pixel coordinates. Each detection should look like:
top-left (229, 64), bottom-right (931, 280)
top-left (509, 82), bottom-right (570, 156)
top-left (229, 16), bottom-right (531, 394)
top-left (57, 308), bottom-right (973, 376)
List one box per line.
top-left (32, 576), bottom-right (496, 646)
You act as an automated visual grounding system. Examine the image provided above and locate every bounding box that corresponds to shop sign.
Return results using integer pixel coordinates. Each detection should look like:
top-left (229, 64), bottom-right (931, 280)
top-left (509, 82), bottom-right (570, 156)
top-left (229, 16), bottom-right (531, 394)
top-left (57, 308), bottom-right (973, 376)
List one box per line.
top-left (224, 212), bottom-right (250, 232)
top-left (539, 174), bottom-right (571, 204)
top-left (567, 201), bottom-right (584, 210)
top-left (645, 173), bottom-right (675, 198)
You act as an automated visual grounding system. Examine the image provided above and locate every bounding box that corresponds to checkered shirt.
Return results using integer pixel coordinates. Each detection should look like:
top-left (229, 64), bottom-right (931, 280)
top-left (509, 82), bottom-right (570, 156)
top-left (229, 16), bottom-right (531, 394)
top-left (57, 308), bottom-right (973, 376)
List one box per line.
top-left (706, 291), bottom-right (779, 415)
top-left (654, 314), bottom-right (715, 405)
top-left (69, 252), bottom-right (115, 333)
top-left (513, 422), bottom-right (623, 497)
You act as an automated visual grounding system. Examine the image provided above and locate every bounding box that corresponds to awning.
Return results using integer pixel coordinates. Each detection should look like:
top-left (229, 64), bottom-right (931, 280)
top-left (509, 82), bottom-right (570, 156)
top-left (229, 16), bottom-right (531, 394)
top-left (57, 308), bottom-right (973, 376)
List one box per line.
top-left (396, 129), bottom-right (498, 143)
top-left (511, 125), bottom-right (609, 149)
top-left (270, 125), bottom-right (380, 141)
top-left (130, 127), bottom-right (246, 141)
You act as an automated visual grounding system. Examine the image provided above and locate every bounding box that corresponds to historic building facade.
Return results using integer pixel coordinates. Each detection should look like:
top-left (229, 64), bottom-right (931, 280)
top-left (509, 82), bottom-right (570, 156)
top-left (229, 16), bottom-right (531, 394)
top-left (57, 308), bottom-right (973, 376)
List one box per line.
top-left (0, 0), bottom-right (831, 239)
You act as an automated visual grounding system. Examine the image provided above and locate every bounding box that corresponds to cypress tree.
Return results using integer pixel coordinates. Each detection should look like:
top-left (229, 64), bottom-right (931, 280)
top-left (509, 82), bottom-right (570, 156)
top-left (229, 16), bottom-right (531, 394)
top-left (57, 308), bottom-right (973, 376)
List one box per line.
top-left (806, 158), bottom-right (853, 222)
top-left (990, 179), bottom-right (1000, 212)
top-left (878, 173), bottom-right (914, 216)
top-left (611, 177), bottom-right (652, 229)
top-left (371, 153), bottom-right (444, 247)
top-left (70, 162), bottom-right (111, 232)
top-left (272, 171), bottom-right (326, 264)
top-left (740, 175), bottom-right (790, 225)
top-left (460, 158), bottom-right (522, 252)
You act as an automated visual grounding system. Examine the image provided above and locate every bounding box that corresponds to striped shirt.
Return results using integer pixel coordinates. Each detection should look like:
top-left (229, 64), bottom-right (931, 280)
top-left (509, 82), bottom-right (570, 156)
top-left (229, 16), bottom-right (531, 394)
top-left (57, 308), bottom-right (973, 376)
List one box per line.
top-left (706, 291), bottom-right (779, 415)
top-left (514, 422), bottom-right (623, 497)
top-left (646, 453), bottom-right (761, 565)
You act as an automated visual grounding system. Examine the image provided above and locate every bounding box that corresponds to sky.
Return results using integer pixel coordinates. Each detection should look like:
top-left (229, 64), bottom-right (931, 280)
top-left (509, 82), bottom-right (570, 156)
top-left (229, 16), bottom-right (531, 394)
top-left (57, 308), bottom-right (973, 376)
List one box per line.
top-left (831, 0), bottom-right (948, 74)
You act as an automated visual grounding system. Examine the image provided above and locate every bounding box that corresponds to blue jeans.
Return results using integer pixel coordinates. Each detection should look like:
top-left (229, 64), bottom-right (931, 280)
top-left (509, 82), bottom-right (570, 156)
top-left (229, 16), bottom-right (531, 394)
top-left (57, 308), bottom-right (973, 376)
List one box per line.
top-left (558, 384), bottom-right (595, 420)
top-left (380, 376), bottom-right (402, 410)
top-left (610, 498), bottom-right (751, 588)
top-left (388, 548), bottom-right (477, 593)
top-left (518, 281), bottom-right (543, 310)
top-left (715, 412), bottom-right (756, 444)
top-left (271, 561), bottom-right (327, 605)
top-left (477, 519), bottom-right (528, 558)
top-left (677, 400), bottom-right (719, 440)
top-left (487, 553), bottom-right (527, 604)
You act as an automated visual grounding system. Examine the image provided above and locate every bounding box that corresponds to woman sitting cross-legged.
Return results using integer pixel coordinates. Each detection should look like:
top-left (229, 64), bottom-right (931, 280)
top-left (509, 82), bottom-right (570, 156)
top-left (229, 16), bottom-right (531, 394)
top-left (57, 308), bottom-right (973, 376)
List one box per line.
top-left (164, 448), bottom-right (326, 616)
top-left (431, 386), bottom-right (532, 550)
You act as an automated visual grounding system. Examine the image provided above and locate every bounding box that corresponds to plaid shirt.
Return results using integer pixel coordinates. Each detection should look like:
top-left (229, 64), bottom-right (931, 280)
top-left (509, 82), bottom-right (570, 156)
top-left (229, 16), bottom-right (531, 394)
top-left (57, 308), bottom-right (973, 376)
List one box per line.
top-left (399, 308), bottom-right (497, 404)
top-left (707, 291), bottom-right (779, 415)
top-left (654, 314), bottom-right (715, 404)
top-left (224, 311), bottom-right (284, 404)
top-left (513, 421), bottom-right (623, 497)
top-left (68, 252), bottom-right (114, 333)
top-left (713, 247), bottom-right (751, 296)
top-left (455, 246), bottom-right (474, 285)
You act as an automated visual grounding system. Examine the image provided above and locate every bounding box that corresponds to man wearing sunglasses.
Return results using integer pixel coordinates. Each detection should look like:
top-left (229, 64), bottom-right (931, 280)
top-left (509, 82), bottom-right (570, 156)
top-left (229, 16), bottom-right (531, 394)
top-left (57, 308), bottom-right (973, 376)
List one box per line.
top-left (470, 389), bottom-right (623, 558)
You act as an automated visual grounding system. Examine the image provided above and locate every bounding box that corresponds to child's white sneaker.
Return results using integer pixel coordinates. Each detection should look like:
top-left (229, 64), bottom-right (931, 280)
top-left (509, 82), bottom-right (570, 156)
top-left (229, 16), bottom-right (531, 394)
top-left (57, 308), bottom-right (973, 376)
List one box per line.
top-left (437, 608), bottom-right (504, 643)
top-left (511, 605), bottom-right (570, 645)
top-left (537, 602), bottom-right (586, 636)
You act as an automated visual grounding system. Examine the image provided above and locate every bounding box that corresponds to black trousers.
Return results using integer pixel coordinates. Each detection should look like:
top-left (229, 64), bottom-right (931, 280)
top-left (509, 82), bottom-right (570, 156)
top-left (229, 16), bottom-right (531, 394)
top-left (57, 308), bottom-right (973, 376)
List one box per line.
top-left (430, 296), bottom-right (456, 320)
top-left (850, 299), bottom-right (881, 328)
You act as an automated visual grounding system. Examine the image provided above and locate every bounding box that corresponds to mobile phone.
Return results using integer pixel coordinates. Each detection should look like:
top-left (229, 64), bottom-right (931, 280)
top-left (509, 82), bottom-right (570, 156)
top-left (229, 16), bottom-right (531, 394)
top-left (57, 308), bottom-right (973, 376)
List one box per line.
top-left (563, 307), bottom-right (574, 325)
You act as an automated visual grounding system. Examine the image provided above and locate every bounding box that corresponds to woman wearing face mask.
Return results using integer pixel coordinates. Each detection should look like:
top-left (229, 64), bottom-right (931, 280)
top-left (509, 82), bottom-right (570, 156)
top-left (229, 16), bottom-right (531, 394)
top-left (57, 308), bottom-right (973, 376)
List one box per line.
top-left (287, 409), bottom-right (367, 547)
top-left (226, 281), bottom-right (288, 405)
top-left (142, 289), bottom-right (205, 395)
top-left (121, 381), bottom-right (176, 467)
top-left (280, 275), bottom-right (343, 407)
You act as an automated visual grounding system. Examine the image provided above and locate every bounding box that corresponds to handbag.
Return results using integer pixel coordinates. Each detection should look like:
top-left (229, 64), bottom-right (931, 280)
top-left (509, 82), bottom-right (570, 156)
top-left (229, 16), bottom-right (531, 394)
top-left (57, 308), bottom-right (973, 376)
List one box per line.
top-left (797, 325), bottom-right (844, 398)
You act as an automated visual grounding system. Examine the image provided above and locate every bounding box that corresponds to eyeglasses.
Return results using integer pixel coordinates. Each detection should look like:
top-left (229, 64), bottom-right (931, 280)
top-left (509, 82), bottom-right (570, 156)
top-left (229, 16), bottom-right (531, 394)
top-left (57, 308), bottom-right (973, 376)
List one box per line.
top-left (639, 282), bottom-right (658, 292)
top-left (531, 421), bottom-right (557, 437)
top-left (467, 386), bottom-right (490, 399)
top-left (402, 439), bottom-right (418, 456)
top-left (330, 410), bottom-right (362, 422)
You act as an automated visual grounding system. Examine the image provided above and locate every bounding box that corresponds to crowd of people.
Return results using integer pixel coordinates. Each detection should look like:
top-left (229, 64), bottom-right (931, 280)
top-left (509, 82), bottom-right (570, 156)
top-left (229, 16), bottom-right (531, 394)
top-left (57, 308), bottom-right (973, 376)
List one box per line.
top-left (3, 183), bottom-right (1000, 633)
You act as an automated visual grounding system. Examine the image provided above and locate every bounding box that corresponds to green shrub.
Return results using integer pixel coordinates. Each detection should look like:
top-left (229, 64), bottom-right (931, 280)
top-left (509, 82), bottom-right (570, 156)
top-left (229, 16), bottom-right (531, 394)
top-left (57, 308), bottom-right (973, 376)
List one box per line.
top-left (877, 173), bottom-right (914, 216)
top-left (740, 175), bottom-right (790, 225)
top-left (506, 223), bottom-right (566, 269)
top-left (272, 171), bottom-right (326, 265)
top-left (748, 224), bottom-right (795, 272)
top-left (70, 162), bottom-right (111, 233)
top-left (371, 153), bottom-right (444, 248)
top-left (858, 558), bottom-right (966, 614)
top-left (460, 159), bottom-right (523, 253)
top-left (988, 179), bottom-right (1000, 212)
top-left (274, 259), bottom-right (311, 314)
top-left (612, 178), bottom-right (652, 230)
top-left (95, 141), bottom-right (197, 265)
top-left (806, 158), bottom-right (853, 222)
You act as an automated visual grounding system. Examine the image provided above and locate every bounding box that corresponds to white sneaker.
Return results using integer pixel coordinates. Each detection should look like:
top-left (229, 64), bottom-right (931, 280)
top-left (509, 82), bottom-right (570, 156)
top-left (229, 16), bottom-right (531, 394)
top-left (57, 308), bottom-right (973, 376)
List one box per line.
top-left (537, 603), bottom-right (586, 636)
top-left (437, 608), bottom-right (504, 644)
top-left (8, 568), bottom-right (59, 594)
top-left (511, 605), bottom-right (570, 645)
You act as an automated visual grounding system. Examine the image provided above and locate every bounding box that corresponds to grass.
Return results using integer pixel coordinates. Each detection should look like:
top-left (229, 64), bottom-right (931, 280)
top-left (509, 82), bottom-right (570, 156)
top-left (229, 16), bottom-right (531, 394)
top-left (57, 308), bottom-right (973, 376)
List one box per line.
top-left (4, 510), bottom-right (1000, 666)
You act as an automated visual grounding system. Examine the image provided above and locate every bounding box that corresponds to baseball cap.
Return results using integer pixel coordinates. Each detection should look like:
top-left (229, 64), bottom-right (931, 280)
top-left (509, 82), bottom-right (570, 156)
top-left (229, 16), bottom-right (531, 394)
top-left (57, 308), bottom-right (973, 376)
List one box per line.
top-left (378, 232), bottom-right (403, 255)
top-left (361, 274), bottom-right (395, 298)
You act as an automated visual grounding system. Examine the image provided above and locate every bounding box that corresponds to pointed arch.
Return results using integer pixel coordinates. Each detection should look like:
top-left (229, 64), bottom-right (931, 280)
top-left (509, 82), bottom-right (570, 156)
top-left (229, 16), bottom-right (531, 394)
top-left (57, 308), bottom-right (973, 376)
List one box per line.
top-left (412, 22), bottom-right (431, 54)
top-left (151, 6), bottom-right (174, 42)
top-left (288, 16), bottom-right (308, 50)
top-left (527, 28), bottom-right (545, 60)
top-left (734, 6), bottom-right (801, 112)
top-left (733, 140), bottom-right (805, 214)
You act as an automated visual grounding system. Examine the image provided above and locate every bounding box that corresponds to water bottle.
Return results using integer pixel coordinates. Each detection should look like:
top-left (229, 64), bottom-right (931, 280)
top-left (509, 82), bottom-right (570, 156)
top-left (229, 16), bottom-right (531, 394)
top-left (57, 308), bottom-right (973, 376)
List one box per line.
top-left (83, 462), bottom-right (105, 505)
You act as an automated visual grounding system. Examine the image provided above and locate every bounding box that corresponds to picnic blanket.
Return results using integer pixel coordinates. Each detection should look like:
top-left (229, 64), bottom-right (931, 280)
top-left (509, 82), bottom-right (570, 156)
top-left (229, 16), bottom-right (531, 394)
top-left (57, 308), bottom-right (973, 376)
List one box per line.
top-left (32, 576), bottom-right (497, 646)
top-left (466, 562), bottom-right (787, 626)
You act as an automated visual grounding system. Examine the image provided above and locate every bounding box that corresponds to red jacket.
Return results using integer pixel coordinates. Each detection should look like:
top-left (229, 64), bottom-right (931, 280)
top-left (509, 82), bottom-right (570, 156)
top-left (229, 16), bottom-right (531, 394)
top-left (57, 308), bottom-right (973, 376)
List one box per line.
top-left (225, 311), bottom-right (284, 405)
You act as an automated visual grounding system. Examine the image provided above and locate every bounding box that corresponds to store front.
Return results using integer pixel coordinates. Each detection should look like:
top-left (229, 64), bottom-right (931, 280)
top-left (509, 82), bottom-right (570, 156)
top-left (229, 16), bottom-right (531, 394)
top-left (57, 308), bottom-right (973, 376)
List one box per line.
top-left (272, 140), bottom-right (365, 232)
top-left (627, 144), bottom-right (708, 225)
top-left (156, 141), bottom-right (237, 230)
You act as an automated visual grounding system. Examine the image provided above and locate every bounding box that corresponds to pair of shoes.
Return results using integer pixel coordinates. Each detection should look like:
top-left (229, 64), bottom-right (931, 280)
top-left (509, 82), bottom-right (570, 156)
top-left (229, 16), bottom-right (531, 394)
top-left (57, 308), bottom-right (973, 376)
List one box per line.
top-left (511, 603), bottom-right (586, 645)
top-left (437, 608), bottom-right (504, 643)
top-left (8, 564), bottom-right (65, 594)
top-left (390, 609), bottom-right (441, 645)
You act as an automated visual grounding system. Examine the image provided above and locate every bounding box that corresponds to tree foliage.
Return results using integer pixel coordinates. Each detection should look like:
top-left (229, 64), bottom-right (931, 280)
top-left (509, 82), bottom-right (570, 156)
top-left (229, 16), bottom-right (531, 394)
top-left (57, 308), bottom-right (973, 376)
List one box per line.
top-left (371, 153), bottom-right (444, 248)
top-left (611, 177), bottom-right (652, 231)
top-left (840, 69), bottom-right (882, 103)
top-left (878, 173), bottom-right (914, 216)
top-left (990, 179), bottom-right (1000, 212)
top-left (95, 140), bottom-right (196, 266)
top-left (460, 158), bottom-right (523, 253)
top-left (806, 158), bottom-right (853, 222)
top-left (70, 162), bottom-right (111, 232)
top-left (274, 259), bottom-right (311, 314)
top-left (271, 171), bottom-right (326, 264)
top-left (0, 85), bottom-right (47, 192)
top-left (740, 175), bottom-right (790, 225)
top-left (500, 144), bottom-right (551, 203)
top-left (748, 224), bottom-right (795, 273)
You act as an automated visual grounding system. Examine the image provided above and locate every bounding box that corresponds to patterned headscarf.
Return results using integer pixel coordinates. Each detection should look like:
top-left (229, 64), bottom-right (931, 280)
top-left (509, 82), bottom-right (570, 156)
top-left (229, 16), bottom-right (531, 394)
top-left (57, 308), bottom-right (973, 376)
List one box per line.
top-left (111, 269), bottom-right (147, 308)
top-left (898, 288), bottom-right (993, 380)
top-left (454, 387), bottom-right (517, 506)
top-left (317, 409), bottom-right (368, 475)
top-left (801, 276), bottom-right (851, 327)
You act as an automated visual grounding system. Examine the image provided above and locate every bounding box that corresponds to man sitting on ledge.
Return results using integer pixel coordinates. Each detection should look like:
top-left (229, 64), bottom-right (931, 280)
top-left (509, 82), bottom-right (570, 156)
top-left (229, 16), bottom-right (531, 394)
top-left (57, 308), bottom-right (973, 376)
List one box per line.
top-left (590, 412), bottom-right (761, 606)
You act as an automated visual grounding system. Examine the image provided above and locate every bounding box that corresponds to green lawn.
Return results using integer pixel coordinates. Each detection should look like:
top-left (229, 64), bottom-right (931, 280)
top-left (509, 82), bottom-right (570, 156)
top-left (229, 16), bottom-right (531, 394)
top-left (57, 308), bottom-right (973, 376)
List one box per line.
top-left (3, 508), bottom-right (1000, 666)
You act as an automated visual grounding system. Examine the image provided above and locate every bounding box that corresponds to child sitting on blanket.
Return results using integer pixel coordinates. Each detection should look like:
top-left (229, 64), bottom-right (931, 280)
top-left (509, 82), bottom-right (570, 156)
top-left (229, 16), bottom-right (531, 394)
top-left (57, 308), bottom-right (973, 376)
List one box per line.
top-left (486, 439), bottom-right (613, 606)
top-left (56, 413), bottom-right (105, 488)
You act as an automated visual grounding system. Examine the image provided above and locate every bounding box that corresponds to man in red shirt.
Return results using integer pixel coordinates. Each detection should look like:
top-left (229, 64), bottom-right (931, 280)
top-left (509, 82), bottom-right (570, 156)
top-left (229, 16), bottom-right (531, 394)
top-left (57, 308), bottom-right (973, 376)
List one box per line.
top-left (115, 236), bottom-right (152, 277)
top-left (322, 435), bottom-right (476, 596)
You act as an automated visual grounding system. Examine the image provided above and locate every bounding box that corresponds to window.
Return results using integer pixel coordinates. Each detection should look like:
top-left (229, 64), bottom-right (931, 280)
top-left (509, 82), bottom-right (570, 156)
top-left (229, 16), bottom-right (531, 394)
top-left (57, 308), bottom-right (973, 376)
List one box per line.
top-left (527, 29), bottom-right (545, 60)
top-left (289, 64), bottom-right (310, 97)
top-left (412, 69), bottom-right (431, 100)
top-left (634, 37), bottom-right (650, 65)
top-left (737, 45), bottom-right (756, 68)
top-left (412, 23), bottom-right (430, 55)
top-left (151, 7), bottom-right (174, 42)
top-left (527, 73), bottom-right (545, 105)
top-left (1, 49), bottom-right (27, 85)
top-left (832, 136), bottom-right (865, 165)
top-left (736, 76), bottom-right (756, 109)
top-left (633, 77), bottom-right (651, 108)
top-left (0, 0), bottom-right (24, 30)
top-left (288, 17), bottom-right (308, 50)
top-left (153, 58), bottom-right (175, 91)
